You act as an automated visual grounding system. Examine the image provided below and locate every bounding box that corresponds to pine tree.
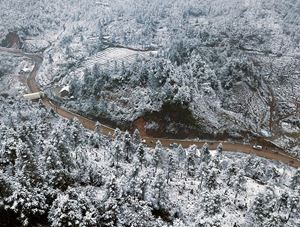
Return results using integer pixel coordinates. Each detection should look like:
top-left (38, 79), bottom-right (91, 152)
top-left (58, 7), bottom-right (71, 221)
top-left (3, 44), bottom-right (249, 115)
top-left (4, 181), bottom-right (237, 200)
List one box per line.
top-left (101, 176), bottom-right (120, 225)
top-left (132, 129), bottom-right (141, 145)
top-left (147, 170), bottom-right (171, 212)
top-left (290, 169), bottom-right (300, 190)
top-left (234, 170), bottom-right (246, 204)
top-left (205, 170), bottom-right (218, 191)
top-left (216, 143), bottom-right (223, 158)
top-left (125, 160), bottom-right (144, 198)
top-left (123, 131), bottom-right (133, 162)
top-left (187, 145), bottom-right (197, 177)
top-left (111, 128), bottom-right (123, 168)
top-left (67, 118), bottom-right (84, 148)
top-left (278, 192), bottom-right (289, 212)
top-left (89, 129), bottom-right (101, 149)
top-left (203, 192), bottom-right (221, 216)
top-left (176, 144), bottom-right (186, 169)
top-left (113, 142), bottom-right (122, 168)
top-left (114, 128), bottom-right (122, 141)
top-left (95, 121), bottom-right (102, 135)
top-left (153, 140), bottom-right (164, 174)
top-left (252, 190), bottom-right (276, 225)
top-left (287, 195), bottom-right (300, 223)
top-left (0, 128), bottom-right (18, 170)
top-left (49, 190), bottom-right (97, 227)
top-left (226, 163), bottom-right (238, 186)
top-left (137, 143), bottom-right (146, 167)
top-left (201, 142), bottom-right (211, 163)
top-left (15, 140), bottom-right (42, 186)
top-left (167, 152), bottom-right (177, 183)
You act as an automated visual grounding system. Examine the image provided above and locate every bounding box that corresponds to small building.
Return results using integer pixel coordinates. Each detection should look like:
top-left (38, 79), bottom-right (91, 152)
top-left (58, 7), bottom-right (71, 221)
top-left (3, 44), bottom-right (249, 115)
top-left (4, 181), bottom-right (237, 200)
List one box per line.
top-left (59, 85), bottom-right (70, 98)
top-left (23, 92), bottom-right (44, 100)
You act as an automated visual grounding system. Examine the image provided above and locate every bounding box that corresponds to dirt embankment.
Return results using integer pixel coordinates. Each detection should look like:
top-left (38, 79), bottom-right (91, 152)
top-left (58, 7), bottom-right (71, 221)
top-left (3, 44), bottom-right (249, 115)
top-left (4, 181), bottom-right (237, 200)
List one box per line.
top-left (132, 102), bottom-right (199, 138)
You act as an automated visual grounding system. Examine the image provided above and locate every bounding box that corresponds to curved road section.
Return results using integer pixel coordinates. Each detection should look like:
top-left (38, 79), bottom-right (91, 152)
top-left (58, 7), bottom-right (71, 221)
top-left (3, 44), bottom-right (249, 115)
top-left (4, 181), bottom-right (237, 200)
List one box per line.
top-left (1, 46), bottom-right (299, 168)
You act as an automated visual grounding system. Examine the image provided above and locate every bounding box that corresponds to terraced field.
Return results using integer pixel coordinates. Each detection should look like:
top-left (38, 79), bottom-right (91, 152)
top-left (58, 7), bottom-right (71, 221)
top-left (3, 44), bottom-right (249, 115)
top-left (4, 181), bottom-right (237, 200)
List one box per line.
top-left (85, 47), bottom-right (156, 69)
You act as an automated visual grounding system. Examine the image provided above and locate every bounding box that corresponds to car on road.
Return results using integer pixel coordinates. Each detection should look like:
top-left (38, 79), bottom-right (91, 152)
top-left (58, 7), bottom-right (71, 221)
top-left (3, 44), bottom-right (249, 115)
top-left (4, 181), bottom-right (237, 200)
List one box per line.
top-left (252, 145), bottom-right (263, 150)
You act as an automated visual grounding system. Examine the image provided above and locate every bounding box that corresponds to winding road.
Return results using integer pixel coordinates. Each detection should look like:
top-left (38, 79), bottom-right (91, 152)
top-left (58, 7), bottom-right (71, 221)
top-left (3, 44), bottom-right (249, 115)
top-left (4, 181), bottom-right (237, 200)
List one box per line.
top-left (1, 46), bottom-right (300, 168)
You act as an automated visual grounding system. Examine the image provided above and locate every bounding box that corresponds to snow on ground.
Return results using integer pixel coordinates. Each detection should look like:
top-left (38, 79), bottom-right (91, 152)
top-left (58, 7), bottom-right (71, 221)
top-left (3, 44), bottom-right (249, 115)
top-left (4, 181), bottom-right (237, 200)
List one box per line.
top-left (0, 53), bottom-right (33, 95)
top-left (23, 39), bottom-right (50, 53)
top-left (85, 47), bottom-right (156, 70)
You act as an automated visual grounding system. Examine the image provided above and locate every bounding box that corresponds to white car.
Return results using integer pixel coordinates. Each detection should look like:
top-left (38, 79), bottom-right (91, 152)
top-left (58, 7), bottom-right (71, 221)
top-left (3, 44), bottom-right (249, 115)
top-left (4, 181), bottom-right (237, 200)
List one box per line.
top-left (253, 145), bottom-right (263, 150)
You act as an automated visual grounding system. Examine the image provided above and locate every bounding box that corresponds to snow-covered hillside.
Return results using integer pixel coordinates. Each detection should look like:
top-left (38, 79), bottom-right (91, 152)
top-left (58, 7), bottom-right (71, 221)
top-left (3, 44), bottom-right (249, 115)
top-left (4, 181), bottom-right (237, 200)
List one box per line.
top-left (10, 0), bottom-right (297, 155)
top-left (0, 0), bottom-right (300, 226)
top-left (0, 96), bottom-right (299, 226)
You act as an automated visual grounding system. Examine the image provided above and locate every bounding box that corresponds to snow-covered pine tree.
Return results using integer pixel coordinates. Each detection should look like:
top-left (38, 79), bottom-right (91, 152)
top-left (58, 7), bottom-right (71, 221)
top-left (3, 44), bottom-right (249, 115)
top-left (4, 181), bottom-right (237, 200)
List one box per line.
top-left (132, 129), bottom-right (142, 145)
top-left (201, 142), bottom-right (211, 163)
top-left (202, 192), bottom-right (221, 216)
top-left (136, 143), bottom-right (146, 167)
top-left (290, 169), bottom-right (300, 190)
top-left (187, 145), bottom-right (197, 177)
top-left (176, 144), bottom-right (186, 169)
top-left (216, 143), bottom-right (223, 158)
top-left (153, 140), bottom-right (165, 174)
top-left (205, 169), bottom-right (218, 192)
top-left (123, 131), bottom-right (133, 162)
top-left (48, 189), bottom-right (97, 227)
top-left (167, 151), bottom-right (177, 183)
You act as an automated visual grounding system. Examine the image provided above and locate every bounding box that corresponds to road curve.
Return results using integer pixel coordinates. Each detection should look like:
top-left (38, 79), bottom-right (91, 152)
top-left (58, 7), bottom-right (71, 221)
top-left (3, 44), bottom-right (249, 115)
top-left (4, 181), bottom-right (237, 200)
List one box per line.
top-left (1, 46), bottom-right (300, 168)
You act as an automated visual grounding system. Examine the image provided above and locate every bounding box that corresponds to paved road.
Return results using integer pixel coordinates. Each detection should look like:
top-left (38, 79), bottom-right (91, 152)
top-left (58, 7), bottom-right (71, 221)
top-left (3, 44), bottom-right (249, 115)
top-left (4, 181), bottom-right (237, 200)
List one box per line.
top-left (1, 46), bottom-right (300, 168)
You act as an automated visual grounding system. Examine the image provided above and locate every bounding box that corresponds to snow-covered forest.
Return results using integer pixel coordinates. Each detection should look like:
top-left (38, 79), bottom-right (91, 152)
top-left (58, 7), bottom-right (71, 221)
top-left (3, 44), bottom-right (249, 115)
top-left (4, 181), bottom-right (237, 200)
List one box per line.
top-left (0, 0), bottom-right (300, 226)
top-left (0, 97), bottom-right (299, 226)
top-left (4, 0), bottom-right (295, 155)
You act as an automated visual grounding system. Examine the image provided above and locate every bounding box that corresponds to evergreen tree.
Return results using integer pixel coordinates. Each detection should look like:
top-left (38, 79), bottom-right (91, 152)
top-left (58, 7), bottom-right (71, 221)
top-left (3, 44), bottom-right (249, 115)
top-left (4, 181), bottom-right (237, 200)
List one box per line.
top-left (15, 140), bottom-right (42, 186)
top-left (287, 195), bottom-right (300, 223)
top-left (290, 169), bottom-right (300, 190)
top-left (147, 170), bottom-right (174, 215)
top-left (123, 131), bottom-right (133, 162)
top-left (251, 190), bottom-right (277, 225)
top-left (205, 170), bottom-right (218, 191)
top-left (233, 170), bottom-right (247, 204)
top-left (111, 128), bottom-right (123, 167)
top-left (132, 129), bottom-right (141, 145)
top-left (0, 128), bottom-right (19, 168)
top-left (113, 142), bottom-right (122, 168)
top-left (176, 144), bottom-right (186, 169)
top-left (167, 152), bottom-right (177, 183)
top-left (67, 118), bottom-right (84, 148)
top-left (153, 140), bottom-right (164, 173)
top-left (101, 176), bottom-right (120, 225)
top-left (187, 145), bottom-right (197, 177)
top-left (137, 143), bottom-right (146, 167)
top-left (203, 192), bottom-right (221, 216)
top-left (94, 121), bottom-right (102, 135)
top-left (216, 143), bottom-right (223, 158)
top-left (49, 190), bottom-right (97, 227)
top-left (201, 142), bottom-right (211, 163)
top-left (89, 129), bottom-right (101, 149)
top-left (226, 163), bottom-right (238, 186)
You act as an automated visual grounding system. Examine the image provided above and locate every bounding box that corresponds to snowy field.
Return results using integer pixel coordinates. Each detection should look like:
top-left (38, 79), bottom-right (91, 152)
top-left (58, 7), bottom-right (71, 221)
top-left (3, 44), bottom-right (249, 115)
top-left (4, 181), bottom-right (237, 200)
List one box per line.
top-left (0, 53), bottom-right (33, 96)
top-left (85, 47), bottom-right (157, 71)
